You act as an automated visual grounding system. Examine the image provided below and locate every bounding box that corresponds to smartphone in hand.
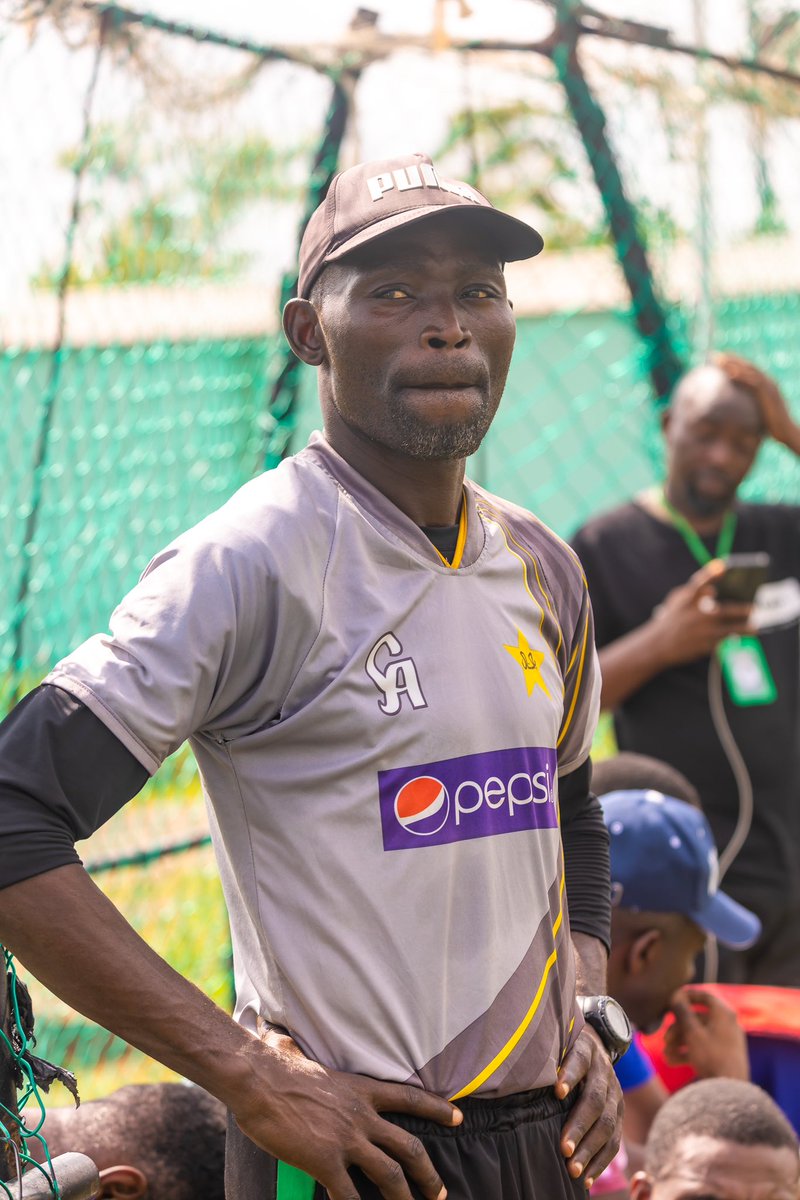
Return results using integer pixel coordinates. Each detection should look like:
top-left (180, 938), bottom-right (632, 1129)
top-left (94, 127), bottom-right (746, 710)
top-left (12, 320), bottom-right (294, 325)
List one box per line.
top-left (715, 553), bottom-right (771, 604)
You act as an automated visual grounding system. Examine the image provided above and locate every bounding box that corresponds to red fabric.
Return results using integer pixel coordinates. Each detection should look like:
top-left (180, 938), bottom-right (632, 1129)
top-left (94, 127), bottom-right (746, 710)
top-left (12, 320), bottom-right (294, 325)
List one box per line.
top-left (639, 1022), bottom-right (696, 1094)
top-left (705, 984), bottom-right (800, 1038)
top-left (640, 984), bottom-right (800, 1094)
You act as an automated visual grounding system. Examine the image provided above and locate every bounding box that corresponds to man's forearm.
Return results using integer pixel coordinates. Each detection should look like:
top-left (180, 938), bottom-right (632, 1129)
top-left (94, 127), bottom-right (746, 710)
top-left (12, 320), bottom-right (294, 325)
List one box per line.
top-left (598, 621), bottom-right (669, 710)
top-left (557, 930), bottom-right (623, 1187)
top-left (572, 931), bottom-right (608, 995)
top-left (0, 865), bottom-right (467, 1198)
top-left (0, 865), bottom-right (260, 1109)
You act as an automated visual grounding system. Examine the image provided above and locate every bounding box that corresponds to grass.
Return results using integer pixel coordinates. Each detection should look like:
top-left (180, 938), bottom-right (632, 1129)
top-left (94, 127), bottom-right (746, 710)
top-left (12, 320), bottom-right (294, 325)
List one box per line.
top-left (23, 756), bottom-right (233, 1104)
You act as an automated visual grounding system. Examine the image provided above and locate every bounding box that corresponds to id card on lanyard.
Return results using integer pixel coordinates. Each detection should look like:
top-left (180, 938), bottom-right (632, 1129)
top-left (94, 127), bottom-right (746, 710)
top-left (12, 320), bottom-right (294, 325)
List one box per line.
top-left (659, 490), bottom-right (776, 707)
top-left (718, 635), bottom-right (777, 706)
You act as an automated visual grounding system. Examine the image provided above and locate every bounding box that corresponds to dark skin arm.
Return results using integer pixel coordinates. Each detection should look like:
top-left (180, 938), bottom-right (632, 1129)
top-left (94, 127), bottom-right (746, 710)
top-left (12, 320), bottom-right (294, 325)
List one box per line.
top-left (598, 559), bottom-right (752, 710)
top-left (712, 352), bottom-right (800, 457)
top-left (558, 932), bottom-right (624, 1188)
top-left (663, 987), bottom-right (749, 1081)
top-left (0, 866), bottom-right (461, 1200)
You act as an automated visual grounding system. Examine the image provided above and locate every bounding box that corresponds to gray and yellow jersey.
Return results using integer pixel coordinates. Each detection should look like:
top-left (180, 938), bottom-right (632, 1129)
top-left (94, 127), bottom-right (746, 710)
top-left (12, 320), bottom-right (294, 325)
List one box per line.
top-left (47, 432), bottom-right (600, 1100)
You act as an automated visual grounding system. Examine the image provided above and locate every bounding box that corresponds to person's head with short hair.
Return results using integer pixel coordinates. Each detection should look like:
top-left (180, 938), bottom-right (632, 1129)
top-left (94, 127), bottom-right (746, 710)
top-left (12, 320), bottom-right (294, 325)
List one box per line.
top-left (630, 1077), bottom-right (800, 1199)
top-left (662, 353), bottom-right (776, 522)
top-left (282, 152), bottom-right (543, 476)
top-left (592, 753), bottom-right (702, 810)
top-left (600, 790), bottom-right (760, 1033)
top-left (33, 1082), bottom-right (225, 1200)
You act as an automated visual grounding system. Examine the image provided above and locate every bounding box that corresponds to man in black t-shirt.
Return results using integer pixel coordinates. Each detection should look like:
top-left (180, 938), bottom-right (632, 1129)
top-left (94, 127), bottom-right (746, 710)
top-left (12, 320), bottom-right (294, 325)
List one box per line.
top-left (572, 354), bottom-right (800, 986)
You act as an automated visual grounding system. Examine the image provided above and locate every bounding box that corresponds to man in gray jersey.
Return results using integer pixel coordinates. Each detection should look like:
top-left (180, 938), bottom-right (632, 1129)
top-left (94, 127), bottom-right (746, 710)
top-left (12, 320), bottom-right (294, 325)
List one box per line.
top-left (0, 153), bottom-right (622, 1200)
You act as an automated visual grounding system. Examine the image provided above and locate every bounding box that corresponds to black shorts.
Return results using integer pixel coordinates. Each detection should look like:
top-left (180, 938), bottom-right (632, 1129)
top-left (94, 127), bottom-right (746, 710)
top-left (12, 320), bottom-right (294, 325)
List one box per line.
top-left (225, 1086), bottom-right (585, 1200)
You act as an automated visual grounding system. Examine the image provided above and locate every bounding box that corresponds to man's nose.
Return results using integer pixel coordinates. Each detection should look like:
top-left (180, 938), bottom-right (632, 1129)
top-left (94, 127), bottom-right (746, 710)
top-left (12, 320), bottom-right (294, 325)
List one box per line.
top-left (421, 301), bottom-right (471, 350)
top-left (705, 436), bottom-right (739, 472)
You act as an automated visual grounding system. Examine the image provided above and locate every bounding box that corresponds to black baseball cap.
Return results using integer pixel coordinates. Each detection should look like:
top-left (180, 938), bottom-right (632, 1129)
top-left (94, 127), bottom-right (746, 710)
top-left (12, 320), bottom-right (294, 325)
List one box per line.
top-left (297, 151), bottom-right (544, 299)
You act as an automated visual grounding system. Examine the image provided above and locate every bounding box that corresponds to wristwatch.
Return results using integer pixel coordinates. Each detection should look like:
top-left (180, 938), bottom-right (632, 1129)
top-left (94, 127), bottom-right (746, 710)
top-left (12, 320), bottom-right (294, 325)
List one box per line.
top-left (577, 995), bottom-right (633, 1064)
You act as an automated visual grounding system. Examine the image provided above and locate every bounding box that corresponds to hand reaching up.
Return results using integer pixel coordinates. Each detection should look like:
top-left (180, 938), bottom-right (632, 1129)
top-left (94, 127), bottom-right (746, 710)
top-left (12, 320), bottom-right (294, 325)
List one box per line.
top-left (663, 987), bottom-right (750, 1081)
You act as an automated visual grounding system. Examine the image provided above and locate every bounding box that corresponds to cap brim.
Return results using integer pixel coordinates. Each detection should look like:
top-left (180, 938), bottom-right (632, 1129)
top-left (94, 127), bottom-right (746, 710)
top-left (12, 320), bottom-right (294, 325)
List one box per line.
top-left (690, 890), bottom-right (762, 950)
top-left (324, 203), bottom-right (544, 267)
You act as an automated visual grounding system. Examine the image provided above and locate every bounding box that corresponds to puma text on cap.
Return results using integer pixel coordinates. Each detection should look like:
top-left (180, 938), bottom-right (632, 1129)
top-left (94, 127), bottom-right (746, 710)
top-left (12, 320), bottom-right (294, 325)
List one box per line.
top-left (297, 152), bottom-right (544, 299)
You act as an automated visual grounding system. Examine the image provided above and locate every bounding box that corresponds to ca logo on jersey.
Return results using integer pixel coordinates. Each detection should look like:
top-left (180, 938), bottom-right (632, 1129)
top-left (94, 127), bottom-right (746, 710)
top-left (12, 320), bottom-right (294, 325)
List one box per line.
top-left (365, 632), bottom-right (427, 716)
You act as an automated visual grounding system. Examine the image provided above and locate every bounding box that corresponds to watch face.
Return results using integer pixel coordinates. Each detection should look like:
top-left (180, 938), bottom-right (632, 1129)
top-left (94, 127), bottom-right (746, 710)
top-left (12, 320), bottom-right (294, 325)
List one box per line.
top-left (604, 998), bottom-right (632, 1041)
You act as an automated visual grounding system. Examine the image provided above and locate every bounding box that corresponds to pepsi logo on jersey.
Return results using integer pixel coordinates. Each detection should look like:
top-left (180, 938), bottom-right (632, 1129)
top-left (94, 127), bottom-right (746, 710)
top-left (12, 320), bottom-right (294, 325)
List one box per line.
top-left (380, 746), bottom-right (559, 852)
top-left (395, 776), bottom-right (450, 837)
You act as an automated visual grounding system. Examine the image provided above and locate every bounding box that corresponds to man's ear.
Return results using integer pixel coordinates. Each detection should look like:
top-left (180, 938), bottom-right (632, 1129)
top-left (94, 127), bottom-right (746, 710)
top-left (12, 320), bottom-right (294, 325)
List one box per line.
top-left (628, 928), bottom-right (662, 977)
top-left (98, 1165), bottom-right (148, 1198)
top-left (661, 407), bottom-right (672, 436)
top-left (629, 1170), bottom-right (654, 1198)
top-left (282, 299), bottom-right (327, 367)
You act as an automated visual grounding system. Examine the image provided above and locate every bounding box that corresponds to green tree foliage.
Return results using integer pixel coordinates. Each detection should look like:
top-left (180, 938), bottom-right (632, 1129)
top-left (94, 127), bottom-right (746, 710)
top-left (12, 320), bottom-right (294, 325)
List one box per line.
top-left (35, 123), bottom-right (302, 288)
top-left (437, 95), bottom-right (675, 251)
top-left (439, 7), bottom-right (800, 252)
top-left (437, 98), bottom-right (605, 248)
top-left (594, 4), bottom-right (800, 241)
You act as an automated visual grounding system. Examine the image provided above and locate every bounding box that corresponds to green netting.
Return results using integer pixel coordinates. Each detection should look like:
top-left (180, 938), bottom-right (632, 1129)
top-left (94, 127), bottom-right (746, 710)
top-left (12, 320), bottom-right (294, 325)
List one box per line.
top-left (1, 952), bottom-right (61, 1198)
top-left (2, 0), bottom-right (800, 1143)
top-left (3, 337), bottom-right (272, 696)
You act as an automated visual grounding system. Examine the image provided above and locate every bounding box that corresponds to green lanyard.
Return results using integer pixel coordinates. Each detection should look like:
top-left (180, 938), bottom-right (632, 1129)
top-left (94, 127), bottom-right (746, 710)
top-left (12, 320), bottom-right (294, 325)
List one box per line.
top-left (658, 490), bottom-right (776, 707)
top-left (659, 489), bottom-right (737, 566)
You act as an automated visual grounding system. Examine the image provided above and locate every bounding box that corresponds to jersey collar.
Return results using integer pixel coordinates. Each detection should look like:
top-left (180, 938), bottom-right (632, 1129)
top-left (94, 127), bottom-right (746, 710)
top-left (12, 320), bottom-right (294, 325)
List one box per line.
top-left (302, 431), bottom-right (487, 570)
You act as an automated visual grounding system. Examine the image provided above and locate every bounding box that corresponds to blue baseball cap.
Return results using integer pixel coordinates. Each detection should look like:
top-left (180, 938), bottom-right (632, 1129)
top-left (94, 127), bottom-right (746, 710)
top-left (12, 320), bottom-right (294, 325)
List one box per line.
top-left (600, 789), bottom-right (761, 950)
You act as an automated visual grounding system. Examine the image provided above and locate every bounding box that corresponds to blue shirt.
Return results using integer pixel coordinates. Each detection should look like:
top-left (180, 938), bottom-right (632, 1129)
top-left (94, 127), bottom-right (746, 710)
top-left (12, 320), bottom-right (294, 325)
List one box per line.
top-left (615, 1034), bottom-right (655, 1092)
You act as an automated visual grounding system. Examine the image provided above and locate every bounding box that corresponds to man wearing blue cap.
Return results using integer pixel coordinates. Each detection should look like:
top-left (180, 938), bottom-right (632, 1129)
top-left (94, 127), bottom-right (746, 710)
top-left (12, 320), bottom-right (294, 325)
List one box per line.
top-left (602, 788), bottom-right (760, 1040)
top-left (591, 789), bottom-right (760, 1194)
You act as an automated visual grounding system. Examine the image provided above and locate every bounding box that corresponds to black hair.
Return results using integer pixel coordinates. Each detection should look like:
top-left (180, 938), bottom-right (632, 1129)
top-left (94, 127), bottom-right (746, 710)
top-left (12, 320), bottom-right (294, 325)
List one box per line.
top-left (592, 752), bottom-right (702, 810)
top-left (132, 1083), bottom-right (226, 1200)
top-left (646, 1079), bottom-right (798, 1179)
top-left (49, 1083), bottom-right (226, 1200)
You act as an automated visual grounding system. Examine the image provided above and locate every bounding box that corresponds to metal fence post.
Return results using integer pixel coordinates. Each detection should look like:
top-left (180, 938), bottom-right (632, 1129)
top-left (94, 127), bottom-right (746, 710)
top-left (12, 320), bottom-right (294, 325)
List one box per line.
top-left (0, 949), bottom-right (22, 1185)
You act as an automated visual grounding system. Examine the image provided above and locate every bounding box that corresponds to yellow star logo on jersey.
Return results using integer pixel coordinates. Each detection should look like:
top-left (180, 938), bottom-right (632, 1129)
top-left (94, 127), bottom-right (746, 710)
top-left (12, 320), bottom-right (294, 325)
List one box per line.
top-left (504, 629), bottom-right (551, 698)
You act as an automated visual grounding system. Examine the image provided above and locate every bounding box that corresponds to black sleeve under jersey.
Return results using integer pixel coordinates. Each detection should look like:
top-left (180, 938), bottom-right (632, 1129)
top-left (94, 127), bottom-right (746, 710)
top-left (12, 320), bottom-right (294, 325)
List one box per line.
top-left (560, 757), bottom-right (611, 954)
top-left (0, 685), bottom-right (148, 890)
top-left (1, 688), bottom-right (612, 955)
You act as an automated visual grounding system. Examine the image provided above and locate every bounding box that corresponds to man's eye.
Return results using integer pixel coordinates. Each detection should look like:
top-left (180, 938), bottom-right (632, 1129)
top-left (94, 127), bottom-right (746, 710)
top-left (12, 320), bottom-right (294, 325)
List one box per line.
top-left (464, 287), bottom-right (497, 299)
top-left (376, 288), bottom-right (411, 300)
